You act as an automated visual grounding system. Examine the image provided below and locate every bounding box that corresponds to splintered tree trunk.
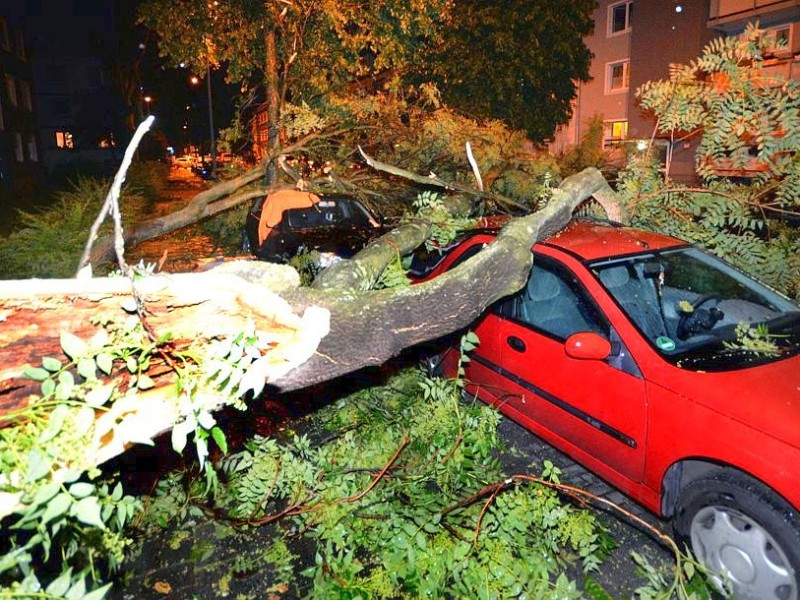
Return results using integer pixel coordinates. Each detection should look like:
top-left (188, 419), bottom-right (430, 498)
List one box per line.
top-left (2, 167), bottom-right (618, 402)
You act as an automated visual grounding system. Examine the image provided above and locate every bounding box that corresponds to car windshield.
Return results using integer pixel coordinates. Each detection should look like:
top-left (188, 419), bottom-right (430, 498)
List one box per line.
top-left (591, 247), bottom-right (800, 371)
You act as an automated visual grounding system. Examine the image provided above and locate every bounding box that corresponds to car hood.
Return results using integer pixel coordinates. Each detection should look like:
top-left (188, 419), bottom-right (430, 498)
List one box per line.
top-left (658, 353), bottom-right (800, 450)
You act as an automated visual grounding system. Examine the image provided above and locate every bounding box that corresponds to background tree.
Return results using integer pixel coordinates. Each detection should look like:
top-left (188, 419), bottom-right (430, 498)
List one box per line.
top-left (419, 0), bottom-right (595, 141)
top-left (138, 0), bottom-right (452, 162)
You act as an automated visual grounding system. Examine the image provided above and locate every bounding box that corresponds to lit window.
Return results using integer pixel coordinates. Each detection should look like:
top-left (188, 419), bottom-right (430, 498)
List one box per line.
top-left (607, 60), bottom-right (630, 93)
top-left (609, 1), bottom-right (633, 36)
top-left (27, 134), bottom-right (38, 162)
top-left (19, 80), bottom-right (32, 111)
top-left (13, 132), bottom-right (24, 162)
top-left (55, 131), bottom-right (74, 149)
top-left (5, 75), bottom-right (17, 106)
top-left (0, 18), bottom-right (9, 52)
top-left (98, 132), bottom-right (115, 148)
top-left (603, 120), bottom-right (628, 148)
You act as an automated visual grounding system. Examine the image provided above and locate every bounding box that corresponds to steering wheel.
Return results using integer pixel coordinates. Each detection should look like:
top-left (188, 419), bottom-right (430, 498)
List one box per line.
top-left (677, 294), bottom-right (722, 340)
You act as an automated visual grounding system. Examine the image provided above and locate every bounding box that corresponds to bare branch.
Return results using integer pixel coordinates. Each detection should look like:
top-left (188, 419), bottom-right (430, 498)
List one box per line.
top-left (77, 116), bottom-right (155, 276)
top-left (358, 146), bottom-right (529, 212)
top-left (465, 142), bottom-right (484, 192)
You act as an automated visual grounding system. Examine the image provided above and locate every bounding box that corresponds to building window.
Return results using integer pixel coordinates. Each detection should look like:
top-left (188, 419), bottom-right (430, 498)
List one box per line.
top-left (27, 134), bottom-right (38, 162)
top-left (603, 120), bottom-right (628, 148)
top-left (14, 132), bottom-right (24, 162)
top-left (766, 24), bottom-right (792, 53)
top-left (609, 1), bottom-right (633, 36)
top-left (0, 18), bottom-right (10, 52)
top-left (5, 75), bottom-right (17, 106)
top-left (606, 60), bottom-right (630, 93)
top-left (15, 30), bottom-right (25, 60)
top-left (98, 132), bottom-right (116, 148)
top-left (19, 80), bottom-right (32, 111)
top-left (55, 131), bottom-right (74, 149)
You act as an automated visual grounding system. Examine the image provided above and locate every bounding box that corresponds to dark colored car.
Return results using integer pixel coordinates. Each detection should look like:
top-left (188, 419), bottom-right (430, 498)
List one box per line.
top-left (244, 190), bottom-right (383, 263)
top-left (419, 219), bottom-right (800, 600)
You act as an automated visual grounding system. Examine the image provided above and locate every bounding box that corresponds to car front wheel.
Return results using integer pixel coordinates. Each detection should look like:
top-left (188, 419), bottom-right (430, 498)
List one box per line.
top-left (673, 470), bottom-right (800, 600)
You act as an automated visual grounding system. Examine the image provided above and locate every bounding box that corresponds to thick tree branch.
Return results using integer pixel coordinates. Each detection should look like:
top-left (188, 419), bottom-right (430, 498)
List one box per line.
top-left (88, 163), bottom-right (268, 266)
top-left (277, 167), bottom-right (621, 391)
top-left (358, 146), bottom-right (529, 212)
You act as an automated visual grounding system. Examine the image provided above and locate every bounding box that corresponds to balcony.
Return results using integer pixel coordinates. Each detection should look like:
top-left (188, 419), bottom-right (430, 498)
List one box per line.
top-left (709, 0), bottom-right (800, 31)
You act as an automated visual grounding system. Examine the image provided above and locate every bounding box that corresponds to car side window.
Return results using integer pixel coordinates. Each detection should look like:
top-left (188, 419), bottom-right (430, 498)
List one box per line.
top-left (498, 257), bottom-right (609, 341)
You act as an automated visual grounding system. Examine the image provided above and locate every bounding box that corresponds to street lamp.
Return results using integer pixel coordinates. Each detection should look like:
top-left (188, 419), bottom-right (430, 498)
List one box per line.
top-left (189, 67), bottom-right (216, 168)
top-left (143, 95), bottom-right (152, 116)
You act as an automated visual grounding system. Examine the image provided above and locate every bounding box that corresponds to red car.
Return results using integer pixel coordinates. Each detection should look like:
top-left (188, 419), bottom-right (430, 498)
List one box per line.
top-left (420, 219), bottom-right (800, 600)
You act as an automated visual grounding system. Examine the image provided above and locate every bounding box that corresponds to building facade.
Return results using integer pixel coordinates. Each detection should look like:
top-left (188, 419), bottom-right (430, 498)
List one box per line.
top-left (0, 13), bottom-right (42, 195)
top-left (554, 0), bottom-right (800, 180)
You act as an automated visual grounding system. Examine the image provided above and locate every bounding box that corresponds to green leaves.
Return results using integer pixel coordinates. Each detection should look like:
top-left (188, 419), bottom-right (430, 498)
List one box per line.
top-left (60, 331), bottom-right (89, 360)
top-left (624, 23), bottom-right (800, 302)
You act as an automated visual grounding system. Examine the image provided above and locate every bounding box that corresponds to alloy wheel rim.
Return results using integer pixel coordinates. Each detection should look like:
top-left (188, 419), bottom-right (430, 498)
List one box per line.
top-left (690, 505), bottom-right (797, 600)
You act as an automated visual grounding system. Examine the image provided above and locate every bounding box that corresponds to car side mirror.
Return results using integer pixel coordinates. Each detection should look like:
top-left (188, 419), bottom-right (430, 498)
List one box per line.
top-left (564, 332), bottom-right (611, 361)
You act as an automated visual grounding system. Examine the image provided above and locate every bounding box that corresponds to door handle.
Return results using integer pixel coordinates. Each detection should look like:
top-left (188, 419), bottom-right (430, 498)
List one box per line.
top-left (507, 336), bottom-right (526, 352)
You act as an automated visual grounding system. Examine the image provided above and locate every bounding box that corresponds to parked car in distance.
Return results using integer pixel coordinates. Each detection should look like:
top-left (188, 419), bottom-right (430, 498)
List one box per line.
top-left (244, 190), bottom-right (383, 264)
top-left (417, 218), bottom-right (800, 600)
top-left (173, 155), bottom-right (196, 169)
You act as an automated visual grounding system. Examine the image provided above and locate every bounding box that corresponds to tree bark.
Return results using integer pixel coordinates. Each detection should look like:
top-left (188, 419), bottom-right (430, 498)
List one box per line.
top-left (278, 167), bottom-right (620, 390)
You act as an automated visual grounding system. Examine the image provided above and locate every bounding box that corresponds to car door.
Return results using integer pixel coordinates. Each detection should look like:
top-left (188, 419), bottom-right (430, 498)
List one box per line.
top-left (492, 254), bottom-right (648, 482)
top-left (432, 241), bottom-right (510, 403)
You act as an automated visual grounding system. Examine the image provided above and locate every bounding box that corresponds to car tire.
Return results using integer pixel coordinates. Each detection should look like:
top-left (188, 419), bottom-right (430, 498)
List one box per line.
top-left (673, 470), bottom-right (800, 600)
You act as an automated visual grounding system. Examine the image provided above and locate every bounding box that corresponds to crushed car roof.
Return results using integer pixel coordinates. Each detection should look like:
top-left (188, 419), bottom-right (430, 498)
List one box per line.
top-left (541, 220), bottom-right (686, 261)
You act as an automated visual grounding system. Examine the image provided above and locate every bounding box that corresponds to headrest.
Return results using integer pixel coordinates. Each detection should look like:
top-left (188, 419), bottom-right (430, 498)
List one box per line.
top-left (599, 266), bottom-right (630, 289)
top-left (527, 270), bottom-right (561, 301)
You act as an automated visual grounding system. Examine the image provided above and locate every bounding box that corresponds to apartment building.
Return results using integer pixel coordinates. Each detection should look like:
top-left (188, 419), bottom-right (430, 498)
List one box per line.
top-left (554, 0), bottom-right (800, 180)
top-left (0, 13), bottom-right (41, 194)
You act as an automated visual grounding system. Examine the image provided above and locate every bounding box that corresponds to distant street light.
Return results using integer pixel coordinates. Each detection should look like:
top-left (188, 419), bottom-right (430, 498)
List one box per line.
top-left (188, 68), bottom-right (215, 168)
top-left (143, 95), bottom-right (152, 116)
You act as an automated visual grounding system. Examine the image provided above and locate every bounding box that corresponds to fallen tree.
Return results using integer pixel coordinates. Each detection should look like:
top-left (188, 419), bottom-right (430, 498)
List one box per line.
top-left (0, 126), bottom-right (621, 524)
top-left (0, 171), bottom-right (623, 600)
top-left (2, 167), bottom-right (619, 405)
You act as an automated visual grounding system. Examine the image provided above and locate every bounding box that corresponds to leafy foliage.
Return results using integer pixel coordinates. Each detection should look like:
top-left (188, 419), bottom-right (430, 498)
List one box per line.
top-left (0, 166), bottom-right (162, 279)
top-left (0, 323), bottom-right (150, 597)
top-left (621, 24), bottom-right (800, 299)
top-left (137, 0), bottom-right (451, 97)
top-left (139, 363), bottom-right (610, 599)
top-left (411, 190), bottom-right (477, 250)
top-left (557, 116), bottom-right (609, 177)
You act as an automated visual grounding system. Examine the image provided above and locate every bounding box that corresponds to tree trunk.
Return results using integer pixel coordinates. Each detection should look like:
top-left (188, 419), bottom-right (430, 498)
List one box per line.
top-left (0, 167), bottom-right (617, 518)
top-left (5, 168), bottom-right (617, 402)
